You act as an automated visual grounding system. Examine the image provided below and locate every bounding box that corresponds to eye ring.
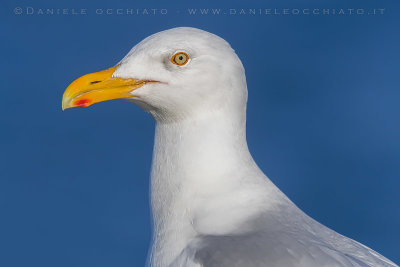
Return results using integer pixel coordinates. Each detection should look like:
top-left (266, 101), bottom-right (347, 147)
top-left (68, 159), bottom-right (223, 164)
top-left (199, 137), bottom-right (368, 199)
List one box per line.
top-left (171, 52), bottom-right (189, 66)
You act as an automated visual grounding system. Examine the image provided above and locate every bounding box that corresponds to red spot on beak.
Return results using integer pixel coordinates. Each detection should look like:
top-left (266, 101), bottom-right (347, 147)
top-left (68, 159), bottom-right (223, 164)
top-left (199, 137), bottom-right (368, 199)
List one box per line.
top-left (74, 99), bottom-right (92, 107)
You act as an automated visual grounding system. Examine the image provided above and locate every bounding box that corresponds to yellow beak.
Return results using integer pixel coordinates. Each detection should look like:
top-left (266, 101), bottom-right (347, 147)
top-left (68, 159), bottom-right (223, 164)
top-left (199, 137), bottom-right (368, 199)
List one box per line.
top-left (62, 66), bottom-right (152, 110)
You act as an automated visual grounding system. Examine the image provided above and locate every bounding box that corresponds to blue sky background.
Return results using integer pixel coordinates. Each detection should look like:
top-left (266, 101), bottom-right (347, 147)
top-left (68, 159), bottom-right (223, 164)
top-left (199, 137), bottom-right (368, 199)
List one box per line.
top-left (1, 0), bottom-right (399, 266)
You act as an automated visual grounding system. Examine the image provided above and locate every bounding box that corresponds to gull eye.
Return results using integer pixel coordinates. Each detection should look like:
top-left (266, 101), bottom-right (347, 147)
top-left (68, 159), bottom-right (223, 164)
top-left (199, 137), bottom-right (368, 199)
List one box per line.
top-left (171, 52), bottom-right (189, 66)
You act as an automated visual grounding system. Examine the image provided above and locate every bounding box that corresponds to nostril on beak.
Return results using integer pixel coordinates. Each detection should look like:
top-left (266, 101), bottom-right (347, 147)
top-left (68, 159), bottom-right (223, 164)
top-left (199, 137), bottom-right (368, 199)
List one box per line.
top-left (90, 81), bottom-right (101, 85)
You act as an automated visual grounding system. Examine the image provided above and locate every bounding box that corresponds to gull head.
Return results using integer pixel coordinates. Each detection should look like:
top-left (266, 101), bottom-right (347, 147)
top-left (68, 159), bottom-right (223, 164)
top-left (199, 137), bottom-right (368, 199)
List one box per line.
top-left (62, 27), bottom-right (247, 122)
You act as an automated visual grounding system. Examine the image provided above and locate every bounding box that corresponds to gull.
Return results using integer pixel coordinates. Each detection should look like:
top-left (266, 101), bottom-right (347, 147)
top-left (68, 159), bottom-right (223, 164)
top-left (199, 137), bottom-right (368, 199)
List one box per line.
top-left (62, 27), bottom-right (397, 267)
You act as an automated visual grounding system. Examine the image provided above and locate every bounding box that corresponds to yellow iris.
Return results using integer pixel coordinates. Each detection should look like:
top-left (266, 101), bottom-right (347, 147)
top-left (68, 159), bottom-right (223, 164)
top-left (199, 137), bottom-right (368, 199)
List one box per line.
top-left (171, 52), bottom-right (189, 66)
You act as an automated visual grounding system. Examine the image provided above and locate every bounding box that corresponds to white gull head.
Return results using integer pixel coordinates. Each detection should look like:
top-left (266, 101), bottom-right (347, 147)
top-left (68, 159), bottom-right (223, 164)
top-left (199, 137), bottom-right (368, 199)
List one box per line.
top-left (114, 27), bottom-right (248, 122)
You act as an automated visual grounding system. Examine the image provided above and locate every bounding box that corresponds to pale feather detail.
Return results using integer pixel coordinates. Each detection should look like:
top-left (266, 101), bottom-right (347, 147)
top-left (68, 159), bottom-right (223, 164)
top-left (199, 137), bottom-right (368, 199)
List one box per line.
top-left (112, 27), bottom-right (398, 267)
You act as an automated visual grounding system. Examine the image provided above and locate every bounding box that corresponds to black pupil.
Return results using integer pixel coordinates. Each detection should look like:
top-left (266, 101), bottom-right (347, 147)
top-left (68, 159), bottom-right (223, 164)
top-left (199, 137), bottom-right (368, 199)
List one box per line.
top-left (179, 56), bottom-right (183, 60)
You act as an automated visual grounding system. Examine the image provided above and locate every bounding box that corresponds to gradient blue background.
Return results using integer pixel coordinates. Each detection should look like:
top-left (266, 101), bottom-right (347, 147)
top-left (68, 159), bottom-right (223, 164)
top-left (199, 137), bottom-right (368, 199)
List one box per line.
top-left (1, 0), bottom-right (399, 266)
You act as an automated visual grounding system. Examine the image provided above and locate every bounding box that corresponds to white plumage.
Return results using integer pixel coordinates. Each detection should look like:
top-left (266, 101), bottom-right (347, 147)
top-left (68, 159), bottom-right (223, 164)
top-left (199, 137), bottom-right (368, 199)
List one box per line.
top-left (73, 27), bottom-right (399, 267)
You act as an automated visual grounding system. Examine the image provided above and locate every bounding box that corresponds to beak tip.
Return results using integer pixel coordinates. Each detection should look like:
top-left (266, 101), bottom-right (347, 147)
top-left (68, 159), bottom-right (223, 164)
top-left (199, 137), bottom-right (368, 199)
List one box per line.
top-left (62, 98), bottom-right (72, 111)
